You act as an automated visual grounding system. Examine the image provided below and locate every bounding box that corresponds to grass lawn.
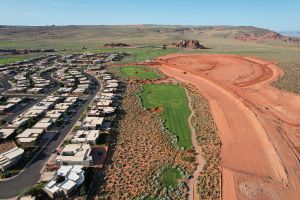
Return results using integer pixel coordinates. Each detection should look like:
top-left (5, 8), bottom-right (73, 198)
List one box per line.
top-left (120, 66), bottom-right (160, 80)
top-left (159, 168), bottom-right (182, 187)
top-left (139, 84), bottom-right (192, 148)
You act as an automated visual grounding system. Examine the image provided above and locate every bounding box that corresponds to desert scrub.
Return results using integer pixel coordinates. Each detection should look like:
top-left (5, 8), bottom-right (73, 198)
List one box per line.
top-left (151, 165), bottom-right (189, 199)
top-left (272, 62), bottom-right (300, 94)
top-left (97, 83), bottom-right (191, 200)
top-left (187, 85), bottom-right (221, 200)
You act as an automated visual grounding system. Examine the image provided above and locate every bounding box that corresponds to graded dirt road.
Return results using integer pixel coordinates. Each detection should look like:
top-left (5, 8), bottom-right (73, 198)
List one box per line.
top-left (151, 54), bottom-right (300, 199)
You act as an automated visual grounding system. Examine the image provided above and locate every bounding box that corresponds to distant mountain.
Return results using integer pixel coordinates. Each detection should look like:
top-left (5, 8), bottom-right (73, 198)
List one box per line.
top-left (0, 25), bottom-right (299, 49)
top-left (278, 31), bottom-right (300, 37)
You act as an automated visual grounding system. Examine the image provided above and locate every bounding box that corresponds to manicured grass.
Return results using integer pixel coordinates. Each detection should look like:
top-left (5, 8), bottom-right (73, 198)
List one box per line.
top-left (139, 84), bottom-right (192, 148)
top-left (120, 66), bottom-right (160, 80)
top-left (159, 168), bottom-right (182, 187)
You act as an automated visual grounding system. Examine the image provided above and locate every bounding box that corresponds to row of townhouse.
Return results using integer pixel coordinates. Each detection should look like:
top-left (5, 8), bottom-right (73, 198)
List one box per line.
top-left (0, 95), bottom-right (81, 171)
top-left (15, 96), bottom-right (79, 147)
top-left (43, 64), bottom-right (121, 199)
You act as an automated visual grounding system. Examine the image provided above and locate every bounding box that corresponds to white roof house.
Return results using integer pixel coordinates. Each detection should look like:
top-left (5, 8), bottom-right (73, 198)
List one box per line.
top-left (27, 88), bottom-right (43, 94)
top-left (99, 93), bottom-right (115, 100)
top-left (7, 117), bottom-right (28, 128)
top-left (72, 88), bottom-right (86, 94)
top-left (55, 103), bottom-right (72, 111)
top-left (43, 165), bottom-right (85, 199)
top-left (88, 107), bottom-right (115, 117)
top-left (56, 144), bottom-right (93, 167)
top-left (57, 88), bottom-right (73, 94)
top-left (100, 107), bottom-right (115, 115)
top-left (22, 109), bottom-right (45, 118)
top-left (0, 103), bottom-right (14, 113)
top-left (103, 88), bottom-right (117, 93)
top-left (0, 128), bottom-right (15, 139)
top-left (31, 101), bottom-right (53, 111)
top-left (44, 96), bottom-right (61, 103)
top-left (96, 100), bottom-right (112, 107)
top-left (87, 109), bottom-right (102, 117)
top-left (105, 83), bottom-right (118, 88)
top-left (16, 128), bottom-right (44, 145)
top-left (0, 146), bottom-right (24, 171)
top-left (64, 97), bottom-right (78, 104)
top-left (71, 130), bottom-right (101, 145)
top-left (106, 79), bottom-right (119, 84)
top-left (77, 84), bottom-right (89, 89)
top-left (103, 75), bottom-right (111, 80)
top-left (7, 97), bottom-right (23, 104)
top-left (79, 80), bottom-right (90, 84)
top-left (81, 117), bottom-right (103, 130)
top-left (45, 110), bottom-right (64, 120)
top-left (33, 120), bottom-right (52, 131)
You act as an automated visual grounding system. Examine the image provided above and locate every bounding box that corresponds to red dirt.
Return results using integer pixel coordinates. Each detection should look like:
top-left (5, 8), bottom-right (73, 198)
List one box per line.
top-left (151, 54), bottom-right (300, 199)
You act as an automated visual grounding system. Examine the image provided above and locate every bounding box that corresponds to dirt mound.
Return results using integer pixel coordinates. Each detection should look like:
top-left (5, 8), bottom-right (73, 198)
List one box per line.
top-left (235, 32), bottom-right (300, 42)
top-left (172, 40), bottom-right (206, 49)
top-left (104, 43), bottom-right (130, 47)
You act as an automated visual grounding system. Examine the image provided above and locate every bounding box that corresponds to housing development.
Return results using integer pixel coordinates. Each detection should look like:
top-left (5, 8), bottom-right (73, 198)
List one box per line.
top-left (0, 52), bottom-right (125, 199)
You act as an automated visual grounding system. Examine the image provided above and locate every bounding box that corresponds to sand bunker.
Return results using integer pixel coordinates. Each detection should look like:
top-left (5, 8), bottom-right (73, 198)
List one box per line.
top-left (151, 54), bottom-right (300, 199)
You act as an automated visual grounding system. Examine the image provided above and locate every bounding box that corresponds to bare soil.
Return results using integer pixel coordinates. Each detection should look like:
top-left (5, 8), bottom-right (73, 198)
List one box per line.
top-left (0, 141), bottom-right (16, 154)
top-left (151, 54), bottom-right (300, 200)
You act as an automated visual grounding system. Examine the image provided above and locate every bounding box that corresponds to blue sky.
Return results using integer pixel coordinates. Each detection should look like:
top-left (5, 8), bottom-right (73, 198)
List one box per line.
top-left (0, 0), bottom-right (299, 31)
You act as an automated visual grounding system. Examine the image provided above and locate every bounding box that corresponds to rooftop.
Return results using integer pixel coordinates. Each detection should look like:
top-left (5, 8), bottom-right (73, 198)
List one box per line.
top-left (0, 128), bottom-right (15, 139)
top-left (44, 165), bottom-right (84, 197)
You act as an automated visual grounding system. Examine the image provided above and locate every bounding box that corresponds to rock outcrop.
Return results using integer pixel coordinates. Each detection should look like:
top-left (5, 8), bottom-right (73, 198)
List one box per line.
top-left (172, 40), bottom-right (206, 49)
top-left (104, 43), bottom-right (130, 47)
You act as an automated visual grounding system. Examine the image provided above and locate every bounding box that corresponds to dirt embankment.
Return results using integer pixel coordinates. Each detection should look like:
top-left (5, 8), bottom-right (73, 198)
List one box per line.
top-left (235, 32), bottom-right (300, 42)
top-left (150, 54), bottom-right (300, 200)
